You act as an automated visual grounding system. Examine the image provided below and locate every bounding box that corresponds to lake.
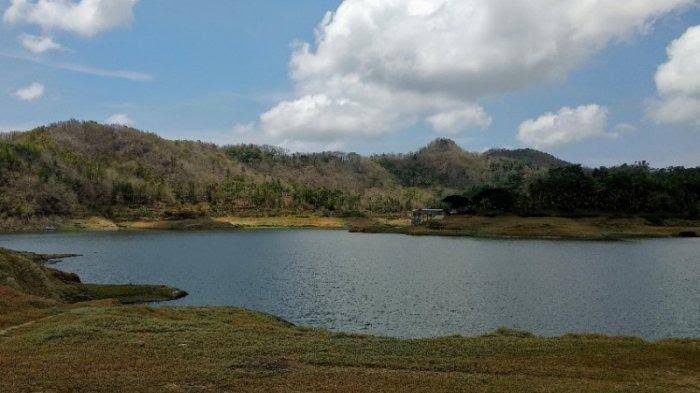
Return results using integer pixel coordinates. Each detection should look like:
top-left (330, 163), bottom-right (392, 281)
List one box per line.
top-left (0, 229), bottom-right (698, 339)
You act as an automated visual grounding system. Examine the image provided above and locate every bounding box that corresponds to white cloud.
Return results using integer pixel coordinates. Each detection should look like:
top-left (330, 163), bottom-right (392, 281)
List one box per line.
top-left (3, 0), bottom-right (138, 37)
top-left (0, 51), bottom-right (153, 81)
top-left (517, 104), bottom-right (619, 149)
top-left (232, 122), bottom-right (256, 135)
top-left (19, 34), bottom-right (62, 53)
top-left (231, 120), bottom-right (343, 152)
top-left (612, 123), bottom-right (637, 134)
top-left (13, 82), bottom-right (44, 100)
top-left (260, 94), bottom-right (402, 141)
top-left (426, 106), bottom-right (492, 134)
top-left (242, 0), bottom-right (692, 148)
top-left (106, 113), bottom-right (132, 126)
top-left (650, 25), bottom-right (700, 128)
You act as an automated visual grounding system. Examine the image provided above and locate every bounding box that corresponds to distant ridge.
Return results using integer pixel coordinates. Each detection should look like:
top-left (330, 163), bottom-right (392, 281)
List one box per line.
top-left (484, 148), bottom-right (570, 168)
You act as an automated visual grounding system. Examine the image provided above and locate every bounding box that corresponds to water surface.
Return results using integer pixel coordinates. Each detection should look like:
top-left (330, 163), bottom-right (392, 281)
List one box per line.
top-left (0, 230), bottom-right (697, 339)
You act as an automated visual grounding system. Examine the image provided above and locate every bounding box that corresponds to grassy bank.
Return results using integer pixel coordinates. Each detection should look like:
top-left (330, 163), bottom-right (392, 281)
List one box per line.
top-left (123, 215), bottom-right (347, 230)
top-left (0, 248), bottom-right (186, 328)
top-left (351, 215), bottom-right (700, 240)
top-left (0, 215), bottom-right (348, 233)
top-left (1, 306), bottom-right (698, 392)
top-left (2, 214), bottom-right (699, 240)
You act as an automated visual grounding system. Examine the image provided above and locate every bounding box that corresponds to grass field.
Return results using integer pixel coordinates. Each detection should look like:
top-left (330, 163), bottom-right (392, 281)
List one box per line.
top-left (1, 306), bottom-right (698, 392)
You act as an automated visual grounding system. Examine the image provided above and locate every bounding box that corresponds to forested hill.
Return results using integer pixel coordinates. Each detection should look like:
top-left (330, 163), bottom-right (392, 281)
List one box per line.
top-left (0, 120), bottom-right (697, 220)
top-left (483, 148), bottom-right (570, 168)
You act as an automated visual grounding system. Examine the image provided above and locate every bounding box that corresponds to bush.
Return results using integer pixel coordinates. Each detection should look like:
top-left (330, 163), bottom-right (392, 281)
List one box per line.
top-left (426, 220), bottom-right (445, 229)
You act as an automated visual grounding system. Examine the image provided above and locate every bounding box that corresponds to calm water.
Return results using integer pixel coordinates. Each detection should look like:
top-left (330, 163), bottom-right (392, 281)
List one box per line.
top-left (0, 230), bottom-right (698, 339)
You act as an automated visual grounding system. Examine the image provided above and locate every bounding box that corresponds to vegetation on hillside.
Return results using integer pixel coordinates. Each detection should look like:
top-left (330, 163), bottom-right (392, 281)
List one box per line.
top-left (483, 147), bottom-right (570, 167)
top-left (0, 121), bottom-right (425, 218)
top-left (0, 121), bottom-right (698, 224)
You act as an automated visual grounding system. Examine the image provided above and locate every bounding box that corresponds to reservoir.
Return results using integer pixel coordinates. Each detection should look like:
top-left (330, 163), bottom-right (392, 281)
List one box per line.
top-left (0, 229), bottom-right (697, 339)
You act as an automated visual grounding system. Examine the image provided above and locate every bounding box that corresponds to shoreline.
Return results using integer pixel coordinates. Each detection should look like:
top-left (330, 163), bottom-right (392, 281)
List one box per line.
top-left (1, 248), bottom-right (698, 390)
top-left (4, 246), bottom-right (694, 341)
top-left (0, 247), bottom-right (187, 329)
top-left (0, 214), bottom-right (698, 240)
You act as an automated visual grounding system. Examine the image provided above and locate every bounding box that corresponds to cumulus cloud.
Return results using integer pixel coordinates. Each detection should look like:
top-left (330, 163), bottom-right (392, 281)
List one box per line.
top-left (426, 106), bottom-right (492, 134)
top-left (240, 0), bottom-right (692, 148)
top-left (19, 33), bottom-right (62, 53)
top-left (13, 82), bottom-right (44, 100)
top-left (106, 113), bottom-right (132, 126)
top-left (3, 0), bottom-right (138, 37)
top-left (517, 104), bottom-right (620, 149)
top-left (260, 94), bottom-right (403, 141)
top-left (650, 25), bottom-right (700, 128)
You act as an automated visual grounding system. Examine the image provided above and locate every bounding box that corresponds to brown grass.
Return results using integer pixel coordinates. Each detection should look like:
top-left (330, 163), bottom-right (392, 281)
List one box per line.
top-left (0, 248), bottom-right (186, 328)
top-left (68, 217), bottom-right (119, 231)
top-left (0, 285), bottom-right (61, 329)
top-left (119, 217), bottom-right (235, 230)
top-left (214, 215), bottom-right (347, 228)
top-left (0, 306), bottom-right (697, 392)
top-left (352, 215), bottom-right (700, 240)
top-left (5, 214), bottom-right (698, 240)
top-left (113, 215), bottom-right (347, 231)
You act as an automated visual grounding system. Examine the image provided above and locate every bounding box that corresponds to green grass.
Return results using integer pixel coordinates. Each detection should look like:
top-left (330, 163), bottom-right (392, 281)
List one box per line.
top-left (0, 247), bottom-right (186, 328)
top-left (70, 284), bottom-right (187, 304)
top-left (1, 306), bottom-right (698, 392)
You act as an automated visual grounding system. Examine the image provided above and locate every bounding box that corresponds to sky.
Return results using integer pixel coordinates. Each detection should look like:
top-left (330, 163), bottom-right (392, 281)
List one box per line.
top-left (0, 0), bottom-right (699, 167)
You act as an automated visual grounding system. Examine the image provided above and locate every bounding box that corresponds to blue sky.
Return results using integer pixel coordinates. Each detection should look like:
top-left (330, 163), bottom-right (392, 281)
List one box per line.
top-left (1, 0), bottom-right (699, 167)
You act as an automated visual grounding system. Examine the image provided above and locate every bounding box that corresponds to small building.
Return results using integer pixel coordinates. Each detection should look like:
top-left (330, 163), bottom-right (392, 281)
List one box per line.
top-left (411, 208), bottom-right (445, 225)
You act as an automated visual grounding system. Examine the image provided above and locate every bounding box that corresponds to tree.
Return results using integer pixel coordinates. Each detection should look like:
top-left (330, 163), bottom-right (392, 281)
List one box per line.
top-left (442, 194), bottom-right (470, 212)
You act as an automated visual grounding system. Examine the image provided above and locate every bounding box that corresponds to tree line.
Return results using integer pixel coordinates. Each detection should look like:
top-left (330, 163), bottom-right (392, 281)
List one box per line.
top-left (442, 163), bottom-right (700, 218)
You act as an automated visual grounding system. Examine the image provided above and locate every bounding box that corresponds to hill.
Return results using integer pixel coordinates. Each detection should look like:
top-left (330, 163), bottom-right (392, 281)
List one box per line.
top-left (484, 148), bottom-right (569, 168)
top-left (373, 139), bottom-right (567, 191)
top-left (1, 120), bottom-right (697, 226)
top-left (0, 121), bottom-right (565, 220)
